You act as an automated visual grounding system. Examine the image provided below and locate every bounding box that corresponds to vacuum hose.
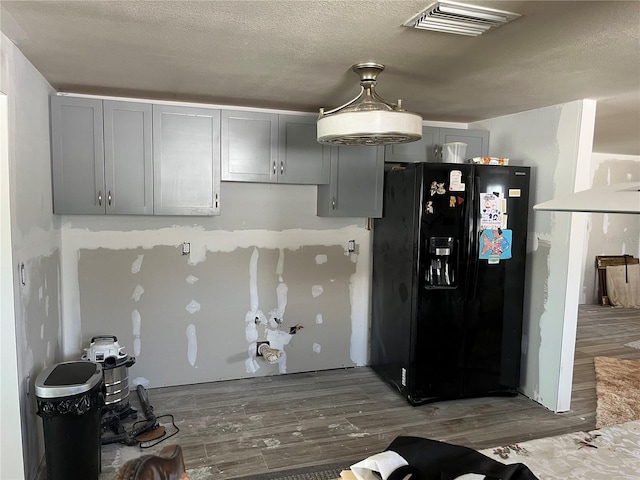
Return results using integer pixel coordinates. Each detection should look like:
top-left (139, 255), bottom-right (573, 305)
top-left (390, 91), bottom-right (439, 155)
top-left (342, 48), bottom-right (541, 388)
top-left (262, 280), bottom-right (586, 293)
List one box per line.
top-left (101, 385), bottom-right (158, 446)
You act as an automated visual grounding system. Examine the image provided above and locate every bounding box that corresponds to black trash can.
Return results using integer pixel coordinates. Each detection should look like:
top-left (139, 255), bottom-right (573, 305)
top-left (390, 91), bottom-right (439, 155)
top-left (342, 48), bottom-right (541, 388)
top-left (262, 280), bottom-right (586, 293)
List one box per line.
top-left (35, 361), bottom-right (103, 480)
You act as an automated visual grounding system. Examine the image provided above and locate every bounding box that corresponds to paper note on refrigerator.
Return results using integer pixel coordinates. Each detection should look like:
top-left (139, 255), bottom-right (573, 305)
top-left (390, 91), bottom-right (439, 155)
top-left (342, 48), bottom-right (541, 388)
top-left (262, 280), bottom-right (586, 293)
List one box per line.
top-left (479, 229), bottom-right (512, 263)
top-left (449, 170), bottom-right (465, 192)
top-left (480, 193), bottom-right (503, 229)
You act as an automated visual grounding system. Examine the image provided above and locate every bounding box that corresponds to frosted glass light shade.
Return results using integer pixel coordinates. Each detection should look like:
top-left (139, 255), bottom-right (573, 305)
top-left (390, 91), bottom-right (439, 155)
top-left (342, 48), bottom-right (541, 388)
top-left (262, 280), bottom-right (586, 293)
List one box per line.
top-left (317, 110), bottom-right (423, 146)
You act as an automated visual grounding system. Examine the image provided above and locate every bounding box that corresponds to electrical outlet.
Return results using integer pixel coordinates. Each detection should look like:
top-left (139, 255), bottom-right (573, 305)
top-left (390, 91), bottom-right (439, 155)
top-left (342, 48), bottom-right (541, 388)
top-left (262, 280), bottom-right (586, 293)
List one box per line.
top-left (348, 240), bottom-right (356, 253)
top-left (182, 242), bottom-right (190, 255)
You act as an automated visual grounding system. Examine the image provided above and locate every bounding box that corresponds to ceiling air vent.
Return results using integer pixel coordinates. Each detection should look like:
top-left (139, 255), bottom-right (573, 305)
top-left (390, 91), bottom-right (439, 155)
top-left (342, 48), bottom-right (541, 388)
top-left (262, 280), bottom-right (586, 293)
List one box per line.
top-left (404, 1), bottom-right (520, 36)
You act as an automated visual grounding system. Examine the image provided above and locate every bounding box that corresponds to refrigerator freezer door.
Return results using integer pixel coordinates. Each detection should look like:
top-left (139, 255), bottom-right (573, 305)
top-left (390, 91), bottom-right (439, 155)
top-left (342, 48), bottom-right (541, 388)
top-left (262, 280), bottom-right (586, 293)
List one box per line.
top-left (413, 163), bottom-right (474, 402)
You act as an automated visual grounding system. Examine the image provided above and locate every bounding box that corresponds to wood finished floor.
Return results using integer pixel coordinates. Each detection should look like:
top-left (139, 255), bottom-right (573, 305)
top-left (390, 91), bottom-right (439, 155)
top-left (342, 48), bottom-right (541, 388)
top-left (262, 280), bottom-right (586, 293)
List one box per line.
top-left (101, 305), bottom-right (640, 479)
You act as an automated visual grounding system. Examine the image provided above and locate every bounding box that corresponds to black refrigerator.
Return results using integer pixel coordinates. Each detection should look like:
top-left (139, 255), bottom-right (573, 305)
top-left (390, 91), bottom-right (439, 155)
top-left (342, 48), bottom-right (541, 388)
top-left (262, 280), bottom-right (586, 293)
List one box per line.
top-left (371, 162), bottom-right (530, 405)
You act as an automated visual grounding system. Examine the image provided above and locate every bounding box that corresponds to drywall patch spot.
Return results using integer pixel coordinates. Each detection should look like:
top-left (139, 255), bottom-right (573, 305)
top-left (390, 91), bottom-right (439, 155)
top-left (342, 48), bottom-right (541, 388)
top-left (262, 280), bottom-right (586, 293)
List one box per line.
top-left (269, 282), bottom-right (289, 325)
top-left (186, 300), bottom-right (201, 314)
top-left (132, 310), bottom-right (141, 336)
top-left (186, 243), bottom-right (207, 266)
top-left (133, 338), bottom-right (142, 356)
top-left (245, 357), bottom-right (260, 374)
top-left (39, 286), bottom-right (43, 300)
top-left (312, 285), bottom-right (324, 298)
top-left (133, 377), bottom-right (150, 387)
top-left (40, 324), bottom-right (44, 339)
top-left (132, 309), bottom-right (142, 354)
top-left (315, 254), bottom-right (328, 265)
top-left (245, 321), bottom-right (258, 343)
top-left (316, 314), bottom-right (323, 324)
top-left (186, 324), bottom-right (198, 367)
top-left (131, 285), bottom-right (144, 302)
top-left (276, 247), bottom-right (285, 275)
top-left (131, 254), bottom-right (144, 274)
top-left (249, 247), bottom-right (260, 312)
top-left (313, 343), bottom-right (322, 354)
top-left (185, 275), bottom-right (199, 285)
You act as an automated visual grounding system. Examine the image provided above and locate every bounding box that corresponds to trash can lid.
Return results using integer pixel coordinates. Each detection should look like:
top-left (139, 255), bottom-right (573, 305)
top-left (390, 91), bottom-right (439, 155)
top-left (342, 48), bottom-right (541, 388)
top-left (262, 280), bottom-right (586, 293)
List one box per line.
top-left (35, 361), bottom-right (102, 399)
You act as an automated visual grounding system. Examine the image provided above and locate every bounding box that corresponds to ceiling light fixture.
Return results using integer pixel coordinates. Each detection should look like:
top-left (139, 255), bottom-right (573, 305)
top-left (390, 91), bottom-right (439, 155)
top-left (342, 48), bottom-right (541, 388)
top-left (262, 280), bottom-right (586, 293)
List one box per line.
top-left (317, 62), bottom-right (422, 146)
top-left (533, 182), bottom-right (640, 214)
top-left (404, 1), bottom-right (520, 36)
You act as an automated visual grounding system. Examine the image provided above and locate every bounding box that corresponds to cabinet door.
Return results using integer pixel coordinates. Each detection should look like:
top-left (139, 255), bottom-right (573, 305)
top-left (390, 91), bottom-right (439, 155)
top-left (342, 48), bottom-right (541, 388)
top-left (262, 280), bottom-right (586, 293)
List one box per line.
top-left (153, 105), bottom-right (221, 216)
top-left (317, 146), bottom-right (384, 217)
top-left (221, 110), bottom-right (278, 183)
top-left (278, 114), bottom-right (330, 184)
top-left (50, 96), bottom-right (105, 214)
top-left (384, 126), bottom-right (439, 163)
top-left (439, 128), bottom-right (489, 161)
top-left (104, 101), bottom-right (153, 215)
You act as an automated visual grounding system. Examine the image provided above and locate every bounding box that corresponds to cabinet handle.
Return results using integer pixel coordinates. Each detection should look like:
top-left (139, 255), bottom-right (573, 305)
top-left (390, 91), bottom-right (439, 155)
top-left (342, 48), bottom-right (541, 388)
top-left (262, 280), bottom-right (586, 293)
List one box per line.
top-left (332, 197), bottom-right (336, 210)
top-left (273, 161), bottom-right (276, 175)
top-left (97, 190), bottom-right (102, 206)
top-left (280, 161), bottom-right (284, 175)
top-left (215, 193), bottom-right (219, 209)
top-left (108, 190), bottom-right (112, 206)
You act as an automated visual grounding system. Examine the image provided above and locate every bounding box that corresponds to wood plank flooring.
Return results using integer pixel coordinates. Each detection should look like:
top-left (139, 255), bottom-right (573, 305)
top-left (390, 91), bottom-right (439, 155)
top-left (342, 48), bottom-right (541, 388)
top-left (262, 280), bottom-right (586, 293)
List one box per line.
top-left (100, 305), bottom-right (640, 479)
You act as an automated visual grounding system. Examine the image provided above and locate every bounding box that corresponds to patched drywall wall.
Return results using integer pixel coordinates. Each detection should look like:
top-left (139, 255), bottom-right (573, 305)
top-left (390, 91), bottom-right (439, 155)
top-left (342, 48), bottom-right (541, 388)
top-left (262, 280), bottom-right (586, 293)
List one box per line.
top-left (15, 252), bottom-right (61, 472)
top-left (471, 99), bottom-right (595, 412)
top-left (580, 153), bottom-right (640, 304)
top-left (77, 243), bottom-right (357, 386)
top-left (1, 32), bottom-right (61, 480)
top-left (61, 185), bottom-right (372, 387)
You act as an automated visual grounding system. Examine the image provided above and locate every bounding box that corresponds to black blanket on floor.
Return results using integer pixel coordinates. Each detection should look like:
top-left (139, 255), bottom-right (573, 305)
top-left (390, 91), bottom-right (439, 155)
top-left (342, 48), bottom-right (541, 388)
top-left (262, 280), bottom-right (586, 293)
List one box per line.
top-left (385, 436), bottom-right (538, 480)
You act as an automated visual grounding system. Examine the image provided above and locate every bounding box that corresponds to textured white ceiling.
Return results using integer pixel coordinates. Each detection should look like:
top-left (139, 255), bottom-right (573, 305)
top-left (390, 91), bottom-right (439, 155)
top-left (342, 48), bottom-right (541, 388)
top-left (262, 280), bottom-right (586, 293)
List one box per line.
top-left (1, 0), bottom-right (639, 154)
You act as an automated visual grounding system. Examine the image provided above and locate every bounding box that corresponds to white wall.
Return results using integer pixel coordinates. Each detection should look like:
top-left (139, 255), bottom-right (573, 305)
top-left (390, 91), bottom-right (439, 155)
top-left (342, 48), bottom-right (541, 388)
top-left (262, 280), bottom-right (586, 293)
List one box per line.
top-left (0, 33), bottom-right (61, 480)
top-left (0, 91), bottom-right (25, 480)
top-left (472, 99), bottom-right (596, 412)
top-left (580, 153), bottom-right (640, 304)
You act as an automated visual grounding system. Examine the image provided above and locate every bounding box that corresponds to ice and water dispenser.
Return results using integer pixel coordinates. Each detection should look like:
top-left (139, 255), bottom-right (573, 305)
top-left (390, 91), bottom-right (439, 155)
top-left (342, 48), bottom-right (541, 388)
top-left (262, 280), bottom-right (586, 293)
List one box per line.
top-left (425, 236), bottom-right (457, 287)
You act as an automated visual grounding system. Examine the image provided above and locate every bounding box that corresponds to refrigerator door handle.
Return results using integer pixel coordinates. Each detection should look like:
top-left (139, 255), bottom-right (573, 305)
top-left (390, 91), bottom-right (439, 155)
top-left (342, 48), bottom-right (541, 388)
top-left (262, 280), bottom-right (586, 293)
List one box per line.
top-left (461, 171), bottom-right (474, 299)
top-left (468, 175), bottom-right (481, 300)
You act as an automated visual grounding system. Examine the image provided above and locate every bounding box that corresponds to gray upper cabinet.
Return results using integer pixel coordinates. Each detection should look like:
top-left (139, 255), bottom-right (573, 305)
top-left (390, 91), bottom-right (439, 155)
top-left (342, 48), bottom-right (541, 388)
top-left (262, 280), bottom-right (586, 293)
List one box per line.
top-left (384, 126), bottom-right (440, 163)
top-left (221, 111), bottom-right (329, 184)
top-left (438, 128), bottom-right (489, 161)
top-left (51, 96), bottom-right (105, 214)
top-left (51, 96), bottom-right (152, 215)
top-left (278, 115), bottom-right (330, 184)
top-left (317, 146), bottom-right (384, 218)
top-left (103, 100), bottom-right (153, 214)
top-left (384, 126), bottom-right (489, 163)
top-left (221, 110), bottom-right (278, 183)
top-left (153, 105), bottom-right (221, 216)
